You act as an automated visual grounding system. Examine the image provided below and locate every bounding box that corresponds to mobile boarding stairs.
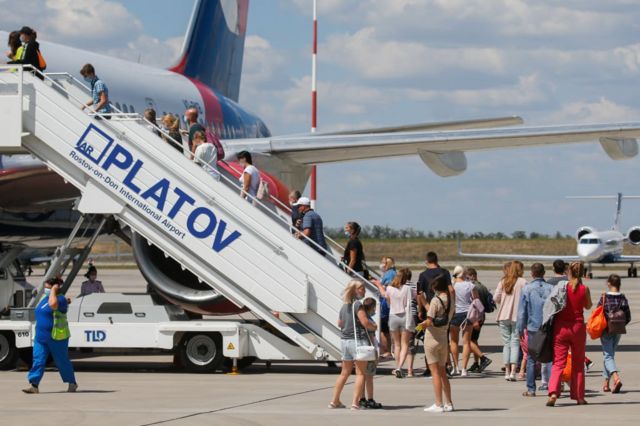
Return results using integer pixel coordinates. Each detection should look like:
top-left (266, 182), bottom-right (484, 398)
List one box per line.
top-left (0, 65), bottom-right (379, 362)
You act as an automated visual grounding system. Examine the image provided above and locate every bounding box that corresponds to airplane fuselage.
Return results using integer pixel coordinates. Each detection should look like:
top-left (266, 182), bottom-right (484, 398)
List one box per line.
top-left (576, 230), bottom-right (625, 263)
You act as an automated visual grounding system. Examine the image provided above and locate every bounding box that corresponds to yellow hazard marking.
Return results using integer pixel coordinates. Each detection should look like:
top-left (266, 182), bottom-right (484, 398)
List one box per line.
top-left (227, 342), bottom-right (235, 350)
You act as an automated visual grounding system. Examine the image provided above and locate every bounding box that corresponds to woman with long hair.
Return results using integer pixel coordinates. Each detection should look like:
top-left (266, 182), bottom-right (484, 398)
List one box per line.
top-left (374, 268), bottom-right (414, 377)
top-left (547, 261), bottom-right (593, 407)
top-left (343, 222), bottom-right (367, 278)
top-left (494, 260), bottom-right (526, 381)
top-left (419, 274), bottom-right (455, 413)
top-left (329, 280), bottom-right (377, 410)
top-left (6, 31), bottom-right (21, 60)
top-left (447, 265), bottom-right (479, 376)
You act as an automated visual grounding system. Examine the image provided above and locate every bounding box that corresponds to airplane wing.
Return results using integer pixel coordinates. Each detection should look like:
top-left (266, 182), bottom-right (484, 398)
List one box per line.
top-left (230, 121), bottom-right (640, 177)
top-left (323, 116), bottom-right (523, 135)
top-left (457, 238), bottom-right (581, 262)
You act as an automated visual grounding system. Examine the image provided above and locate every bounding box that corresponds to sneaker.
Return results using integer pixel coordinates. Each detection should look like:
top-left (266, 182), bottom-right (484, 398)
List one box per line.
top-left (538, 385), bottom-right (549, 392)
top-left (394, 369), bottom-right (404, 379)
top-left (443, 404), bottom-right (455, 412)
top-left (468, 363), bottom-right (480, 373)
top-left (509, 373), bottom-right (517, 382)
top-left (359, 398), bottom-right (368, 408)
top-left (424, 404), bottom-right (444, 413)
top-left (366, 399), bottom-right (383, 409)
top-left (67, 383), bottom-right (78, 393)
top-left (22, 384), bottom-right (39, 394)
top-left (422, 369), bottom-right (432, 378)
top-left (478, 356), bottom-right (493, 373)
top-left (460, 369), bottom-right (468, 377)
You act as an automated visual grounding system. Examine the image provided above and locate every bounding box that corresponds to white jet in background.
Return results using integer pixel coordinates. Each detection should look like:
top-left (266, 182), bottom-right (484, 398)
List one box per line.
top-left (458, 193), bottom-right (640, 278)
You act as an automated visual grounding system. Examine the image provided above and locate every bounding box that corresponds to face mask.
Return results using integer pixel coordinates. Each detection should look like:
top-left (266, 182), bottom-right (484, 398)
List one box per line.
top-left (184, 115), bottom-right (189, 123)
top-left (344, 231), bottom-right (351, 237)
top-left (380, 263), bottom-right (386, 271)
top-left (20, 36), bottom-right (26, 44)
top-left (83, 76), bottom-right (92, 83)
top-left (43, 288), bottom-right (51, 295)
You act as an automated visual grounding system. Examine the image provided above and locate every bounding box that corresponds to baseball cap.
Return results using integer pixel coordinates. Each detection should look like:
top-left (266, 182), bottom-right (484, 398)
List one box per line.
top-left (293, 196), bottom-right (311, 206)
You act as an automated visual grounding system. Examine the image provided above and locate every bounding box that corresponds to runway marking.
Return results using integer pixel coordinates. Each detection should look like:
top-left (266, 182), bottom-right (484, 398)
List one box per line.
top-left (138, 380), bottom-right (350, 425)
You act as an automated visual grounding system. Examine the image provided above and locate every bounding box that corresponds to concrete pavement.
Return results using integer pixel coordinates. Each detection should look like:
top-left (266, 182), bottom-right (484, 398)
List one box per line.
top-left (1, 268), bottom-right (639, 425)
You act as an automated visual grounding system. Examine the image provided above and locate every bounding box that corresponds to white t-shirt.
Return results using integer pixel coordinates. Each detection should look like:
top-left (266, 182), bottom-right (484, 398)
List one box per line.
top-left (454, 280), bottom-right (475, 314)
top-left (194, 143), bottom-right (219, 180)
top-left (240, 164), bottom-right (260, 197)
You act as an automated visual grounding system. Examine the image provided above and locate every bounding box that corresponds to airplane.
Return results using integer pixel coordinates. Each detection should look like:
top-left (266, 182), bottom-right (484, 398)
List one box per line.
top-left (457, 193), bottom-right (640, 278)
top-left (2, 0), bottom-right (640, 315)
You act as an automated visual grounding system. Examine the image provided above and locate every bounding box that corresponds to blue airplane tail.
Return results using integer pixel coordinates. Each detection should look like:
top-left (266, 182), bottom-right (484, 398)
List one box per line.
top-left (169, 0), bottom-right (249, 102)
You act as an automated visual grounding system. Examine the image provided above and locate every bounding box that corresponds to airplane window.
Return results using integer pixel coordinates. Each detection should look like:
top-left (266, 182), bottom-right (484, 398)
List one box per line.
top-left (122, 104), bottom-right (129, 113)
top-left (115, 102), bottom-right (121, 111)
top-left (130, 105), bottom-right (135, 113)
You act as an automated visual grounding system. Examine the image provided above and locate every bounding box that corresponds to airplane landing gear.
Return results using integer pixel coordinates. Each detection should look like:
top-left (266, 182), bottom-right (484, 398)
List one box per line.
top-left (587, 264), bottom-right (593, 279)
top-left (628, 266), bottom-right (638, 278)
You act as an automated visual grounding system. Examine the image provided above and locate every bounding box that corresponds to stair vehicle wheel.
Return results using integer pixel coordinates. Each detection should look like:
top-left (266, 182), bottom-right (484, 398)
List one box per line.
top-left (178, 333), bottom-right (223, 373)
top-left (0, 332), bottom-right (19, 371)
top-left (628, 268), bottom-right (633, 278)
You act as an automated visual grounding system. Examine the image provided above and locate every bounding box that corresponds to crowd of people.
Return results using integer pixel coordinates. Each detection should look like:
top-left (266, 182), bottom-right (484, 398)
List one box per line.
top-left (331, 254), bottom-right (632, 412)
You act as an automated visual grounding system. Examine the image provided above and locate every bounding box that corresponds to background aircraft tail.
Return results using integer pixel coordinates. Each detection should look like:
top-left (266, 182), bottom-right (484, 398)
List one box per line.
top-left (169, 0), bottom-right (249, 102)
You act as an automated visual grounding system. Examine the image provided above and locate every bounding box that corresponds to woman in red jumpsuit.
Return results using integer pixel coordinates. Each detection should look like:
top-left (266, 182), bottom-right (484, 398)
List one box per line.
top-left (547, 261), bottom-right (593, 406)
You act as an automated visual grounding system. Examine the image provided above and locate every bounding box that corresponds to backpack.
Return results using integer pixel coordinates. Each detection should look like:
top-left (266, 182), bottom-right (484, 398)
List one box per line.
top-left (476, 282), bottom-right (496, 313)
top-left (607, 294), bottom-right (628, 335)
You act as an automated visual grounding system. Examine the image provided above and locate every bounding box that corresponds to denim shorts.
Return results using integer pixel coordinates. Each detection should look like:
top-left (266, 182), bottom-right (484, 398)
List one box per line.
top-left (449, 312), bottom-right (467, 328)
top-left (340, 339), bottom-right (357, 361)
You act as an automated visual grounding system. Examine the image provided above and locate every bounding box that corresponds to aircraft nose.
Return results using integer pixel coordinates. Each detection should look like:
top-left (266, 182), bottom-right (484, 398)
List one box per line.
top-left (577, 244), bottom-right (598, 260)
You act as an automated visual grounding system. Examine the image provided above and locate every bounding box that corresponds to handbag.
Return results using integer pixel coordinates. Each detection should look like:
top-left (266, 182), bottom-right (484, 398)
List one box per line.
top-left (586, 295), bottom-right (608, 340)
top-left (528, 323), bottom-right (554, 363)
top-left (51, 309), bottom-right (70, 341)
top-left (352, 301), bottom-right (376, 361)
top-left (404, 285), bottom-right (415, 330)
top-left (432, 294), bottom-right (451, 327)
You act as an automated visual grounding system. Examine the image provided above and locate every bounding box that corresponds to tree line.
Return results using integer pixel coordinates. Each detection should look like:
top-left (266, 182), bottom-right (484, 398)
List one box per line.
top-left (325, 226), bottom-right (571, 240)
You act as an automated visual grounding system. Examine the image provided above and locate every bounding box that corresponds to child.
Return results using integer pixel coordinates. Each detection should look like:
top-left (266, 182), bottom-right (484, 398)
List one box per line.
top-left (598, 274), bottom-right (631, 393)
top-left (359, 297), bottom-right (383, 409)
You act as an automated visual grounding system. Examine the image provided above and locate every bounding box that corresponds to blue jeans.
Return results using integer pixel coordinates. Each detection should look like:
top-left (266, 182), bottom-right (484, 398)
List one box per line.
top-left (27, 339), bottom-right (76, 386)
top-left (600, 332), bottom-right (622, 379)
top-left (526, 343), bottom-right (552, 391)
top-left (499, 320), bottom-right (519, 365)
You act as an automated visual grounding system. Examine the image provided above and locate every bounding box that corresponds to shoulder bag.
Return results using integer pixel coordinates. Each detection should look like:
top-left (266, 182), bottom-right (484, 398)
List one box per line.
top-left (528, 322), bottom-right (553, 363)
top-left (352, 301), bottom-right (376, 361)
top-left (586, 294), bottom-right (608, 340)
top-left (432, 294), bottom-right (451, 327)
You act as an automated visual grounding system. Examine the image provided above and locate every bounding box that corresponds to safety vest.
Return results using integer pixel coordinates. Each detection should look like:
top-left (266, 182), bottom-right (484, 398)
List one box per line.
top-left (51, 309), bottom-right (71, 340)
top-left (15, 45), bottom-right (24, 61)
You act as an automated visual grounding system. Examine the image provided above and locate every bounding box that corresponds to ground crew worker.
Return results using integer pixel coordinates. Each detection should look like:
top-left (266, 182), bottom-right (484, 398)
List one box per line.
top-left (22, 278), bottom-right (77, 394)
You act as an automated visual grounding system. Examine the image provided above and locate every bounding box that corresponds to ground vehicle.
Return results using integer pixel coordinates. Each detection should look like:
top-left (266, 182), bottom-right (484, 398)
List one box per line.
top-left (0, 291), bottom-right (320, 372)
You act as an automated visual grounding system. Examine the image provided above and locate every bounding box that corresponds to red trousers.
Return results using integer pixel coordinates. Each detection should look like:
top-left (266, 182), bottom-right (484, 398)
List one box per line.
top-left (548, 321), bottom-right (586, 400)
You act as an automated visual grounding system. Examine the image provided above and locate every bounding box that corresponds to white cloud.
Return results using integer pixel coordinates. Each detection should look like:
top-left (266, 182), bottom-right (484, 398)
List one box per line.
top-left (0, 0), bottom-right (180, 67)
top-left (545, 98), bottom-right (640, 124)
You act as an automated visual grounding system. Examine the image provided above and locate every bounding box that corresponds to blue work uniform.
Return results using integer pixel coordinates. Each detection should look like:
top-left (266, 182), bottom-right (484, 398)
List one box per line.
top-left (27, 294), bottom-right (76, 386)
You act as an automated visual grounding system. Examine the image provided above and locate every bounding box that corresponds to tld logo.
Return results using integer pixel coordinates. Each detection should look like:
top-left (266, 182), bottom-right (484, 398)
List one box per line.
top-left (85, 330), bottom-right (107, 342)
top-left (75, 124), bottom-right (114, 165)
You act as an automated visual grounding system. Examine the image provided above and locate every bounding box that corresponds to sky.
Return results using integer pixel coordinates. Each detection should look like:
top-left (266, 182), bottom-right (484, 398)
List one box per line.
top-left (2, 0), bottom-right (640, 235)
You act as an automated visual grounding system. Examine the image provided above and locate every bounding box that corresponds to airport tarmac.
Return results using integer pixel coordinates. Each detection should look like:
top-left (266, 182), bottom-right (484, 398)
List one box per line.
top-left (2, 268), bottom-right (639, 425)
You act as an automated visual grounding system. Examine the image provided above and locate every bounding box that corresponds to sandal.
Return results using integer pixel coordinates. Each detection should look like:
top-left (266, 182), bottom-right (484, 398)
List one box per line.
top-left (546, 396), bottom-right (557, 407)
top-left (577, 400), bottom-right (589, 405)
top-left (603, 383), bottom-right (611, 393)
top-left (328, 402), bottom-right (345, 409)
top-left (612, 379), bottom-right (623, 394)
top-left (522, 391), bottom-right (536, 397)
top-left (350, 405), bottom-right (360, 410)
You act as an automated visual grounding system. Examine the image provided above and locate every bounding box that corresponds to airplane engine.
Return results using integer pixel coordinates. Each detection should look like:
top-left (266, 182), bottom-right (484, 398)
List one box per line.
top-left (627, 226), bottom-right (640, 245)
top-left (576, 226), bottom-right (596, 241)
top-left (131, 233), bottom-right (247, 315)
